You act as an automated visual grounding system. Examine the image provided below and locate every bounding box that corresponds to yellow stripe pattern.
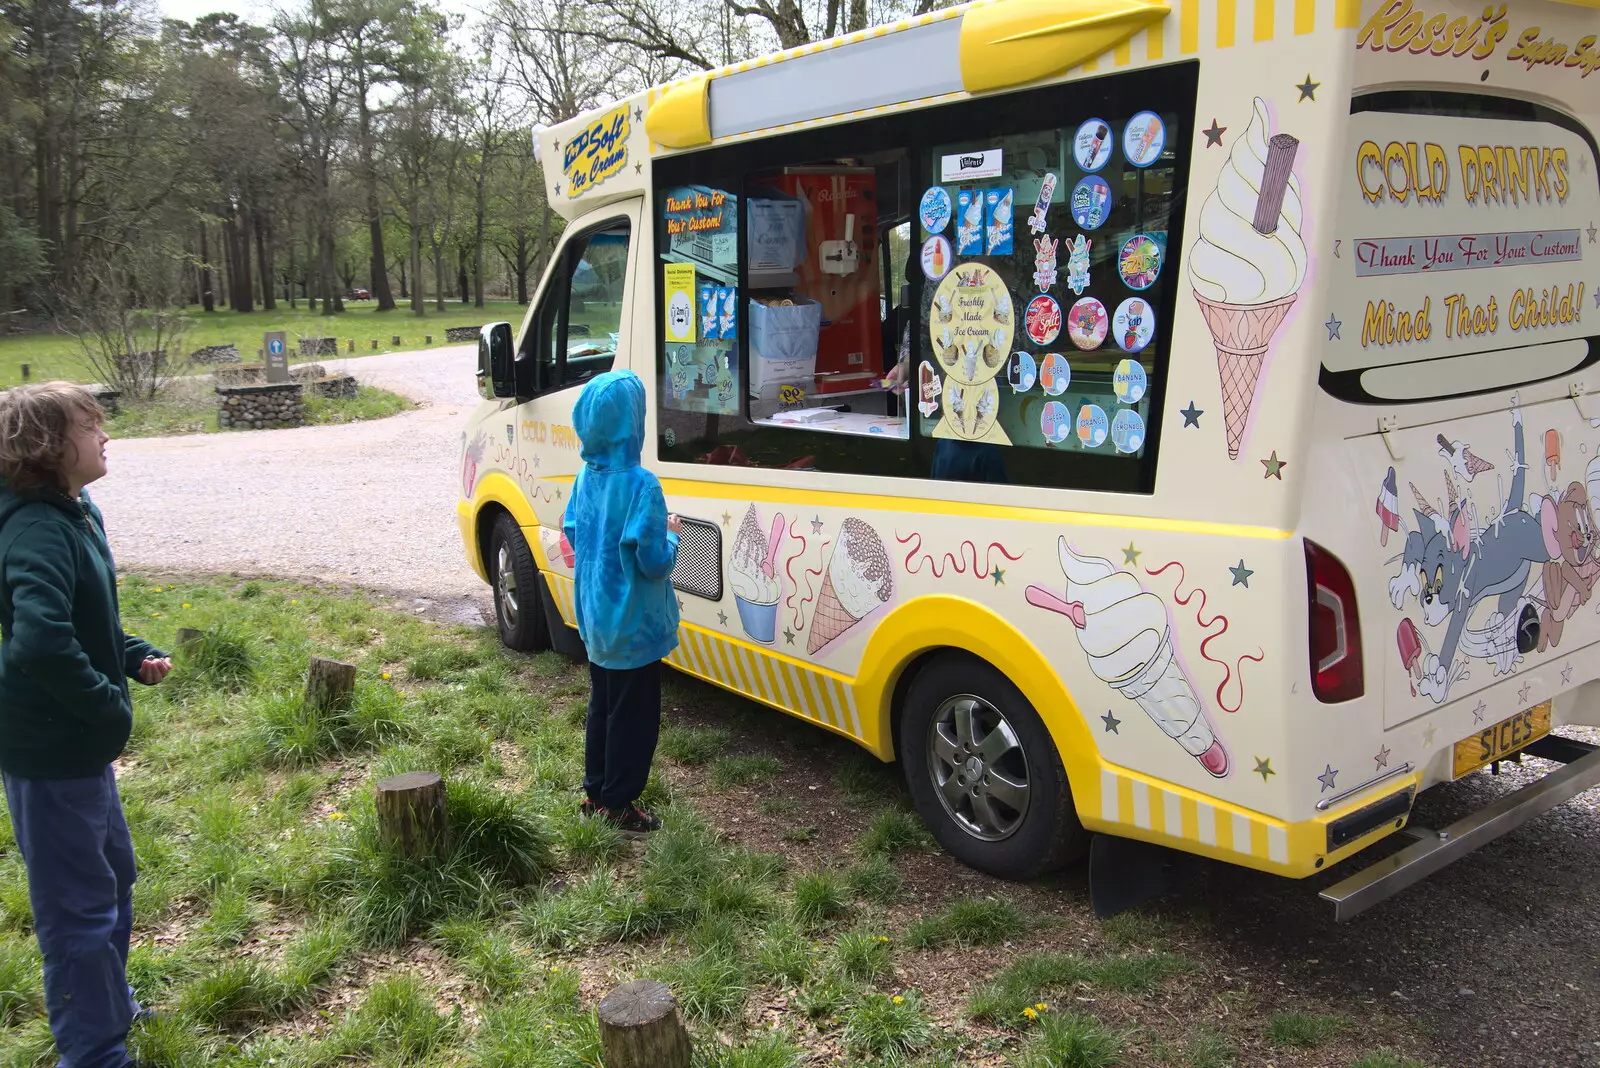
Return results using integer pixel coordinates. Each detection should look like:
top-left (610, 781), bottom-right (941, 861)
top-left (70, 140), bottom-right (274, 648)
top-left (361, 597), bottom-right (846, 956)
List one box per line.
top-left (544, 575), bottom-right (861, 741)
top-left (1095, 767), bottom-right (1292, 869)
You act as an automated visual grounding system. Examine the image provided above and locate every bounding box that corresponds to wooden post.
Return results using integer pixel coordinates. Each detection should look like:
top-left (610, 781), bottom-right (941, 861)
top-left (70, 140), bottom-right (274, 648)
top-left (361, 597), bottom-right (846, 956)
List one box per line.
top-left (304, 656), bottom-right (357, 713)
top-left (424, 334), bottom-right (433, 345)
top-left (20, 364), bottom-right (29, 381)
top-left (375, 771), bottom-right (450, 859)
top-left (598, 980), bottom-right (692, 1068)
top-left (175, 628), bottom-right (204, 659)
top-left (391, 335), bottom-right (401, 345)
top-left (371, 339), bottom-right (379, 349)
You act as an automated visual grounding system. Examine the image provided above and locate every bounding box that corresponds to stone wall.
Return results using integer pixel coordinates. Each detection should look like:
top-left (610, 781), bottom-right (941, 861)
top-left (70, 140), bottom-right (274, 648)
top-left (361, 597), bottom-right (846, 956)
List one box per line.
top-left (217, 383), bottom-right (305, 429)
top-left (290, 363), bottom-right (328, 383)
top-left (299, 337), bottom-right (338, 357)
top-left (311, 375), bottom-right (358, 399)
top-left (214, 363), bottom-right (264, 386)
top-left (444, 326), bottom-right (480, 343)
top-left (190, 344), bottom-right (241, 365)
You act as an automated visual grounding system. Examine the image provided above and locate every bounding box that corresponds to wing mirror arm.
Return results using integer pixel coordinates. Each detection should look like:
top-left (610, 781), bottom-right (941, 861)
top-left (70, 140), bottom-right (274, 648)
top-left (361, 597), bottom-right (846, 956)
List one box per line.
top-left (477, 322), bottom-right (516, 399)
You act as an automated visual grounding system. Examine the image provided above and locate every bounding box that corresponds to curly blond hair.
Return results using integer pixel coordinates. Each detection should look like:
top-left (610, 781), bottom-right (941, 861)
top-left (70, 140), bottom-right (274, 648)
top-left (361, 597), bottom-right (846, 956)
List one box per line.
top-left (0, 382), bottom-right (106, 494)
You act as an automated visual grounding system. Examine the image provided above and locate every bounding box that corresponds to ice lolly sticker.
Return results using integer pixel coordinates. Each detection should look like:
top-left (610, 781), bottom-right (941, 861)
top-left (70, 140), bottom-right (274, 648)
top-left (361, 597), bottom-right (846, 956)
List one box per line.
top-left (1074, 118), bottom-right (1113, 172)
top-left (1077, 404), bottom-right (1109, 448)
top-left (920, 186), bottom-right (952, 235)
top-left (1123, 111), bottom-right (1166, 167)
top-left (1113, 358), bottom-right (1147, 404)
top-left (1113, 297), bottom-right (1154, 353)
top-left (1040, 352), bottom-right (1071, 396)
top-left (1071, 176), bottom-right (1110, 231)
top-left (1026, 539), bottom-right (1231, 778)
top-left (1067, 297), bottom-right (1108, 351)
top-left (1033, 235), bottom-right (1058, 293)
top-left (1007, 351), bottom-right (1037, 393)
top-left (1041, 400), bottom-right (1072, 443)
top-left (807, 517), bottom-right (894, 655)
top-left (985, 189), bottom-right (1015, 255)
top-left (700, 282), bottom-right (720, 340)
top-left (1111, 408), bottom-right (1146, 453)
top-left (732, 504), bottom-right (786, 644)
top-left (956, 189), bottom-right (984, 255)
top-left (1065, 235), bottom-right (1091, 295)
top-left (1028, 173), bottom-right (1058, 234)
top-left (1188, 97), bottom-right (1306, 462)
top-left (921, 235), bottom-right (952, 281)
top-left (1025, 295), bottom-right (1062, 346)
top-left (719, 286), bottom-right (738, 341)
top-left (917, 361), bottom-right (942, 418)
top-left (1119, 234), bottom-right (1163, 290)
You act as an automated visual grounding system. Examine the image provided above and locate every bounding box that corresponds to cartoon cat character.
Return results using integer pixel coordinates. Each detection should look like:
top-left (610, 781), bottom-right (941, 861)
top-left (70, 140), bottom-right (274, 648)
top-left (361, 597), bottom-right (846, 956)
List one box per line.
top-left (1537, 480), bottom-right (1599, 651)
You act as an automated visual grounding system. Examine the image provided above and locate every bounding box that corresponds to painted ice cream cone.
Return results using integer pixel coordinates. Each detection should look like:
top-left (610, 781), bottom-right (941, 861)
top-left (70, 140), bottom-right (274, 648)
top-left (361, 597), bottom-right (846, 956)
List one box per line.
top-left (807, 518), bottom-right (893, 654)
top-left (1187, 98), bottom-right (1306, 462)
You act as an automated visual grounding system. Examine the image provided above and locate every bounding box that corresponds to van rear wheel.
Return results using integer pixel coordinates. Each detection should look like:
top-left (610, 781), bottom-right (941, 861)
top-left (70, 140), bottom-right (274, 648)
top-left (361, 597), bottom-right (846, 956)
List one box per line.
top-left (490, 513), bottom-right (550, 652)
top-left (899, 653), bottom-right (1084, 879)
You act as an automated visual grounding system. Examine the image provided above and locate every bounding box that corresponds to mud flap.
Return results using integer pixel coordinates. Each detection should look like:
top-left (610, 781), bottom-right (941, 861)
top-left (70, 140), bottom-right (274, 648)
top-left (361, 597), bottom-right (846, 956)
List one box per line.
top-left (538, 573), bottom-right (589, 662)
top-left (1089, 833), bottom-right (1178, 919)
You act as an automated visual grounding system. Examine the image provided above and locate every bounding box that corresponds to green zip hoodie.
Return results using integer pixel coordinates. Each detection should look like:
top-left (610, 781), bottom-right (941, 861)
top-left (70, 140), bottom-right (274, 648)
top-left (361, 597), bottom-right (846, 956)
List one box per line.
top-left (0, 479), bottom-right (163, 779)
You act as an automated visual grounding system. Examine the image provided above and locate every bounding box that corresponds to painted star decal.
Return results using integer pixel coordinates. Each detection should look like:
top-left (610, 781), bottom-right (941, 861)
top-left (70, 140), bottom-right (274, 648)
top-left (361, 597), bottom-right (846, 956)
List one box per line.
top-left (1422, 722), bottom-right (1438, 748)
top-left (717, 610), bottom-right (728, 625)
top-left (721, 510), bottom-right (732, 526)
top-left (553, 181), bottom-right (561, 196)
top-left (1202, 119), bottom-right (1226, 148)
top-left (1230, 560), bottom-right (1254, 587)
top-left (634, 106), bottom-right (643, 122)
top-left (1122, 542), bottom-right (1142, 566)
top-left (1588, 221), bottom-right (1597, 244)
top-left (1261, 451), bottom-right (1287, 479)
top-left (783, 628), bottom-right (795, 645)
top-left (531, 455), bottom-right (541, 468)
top-left (1562, 662), bottom-right (1574, 686)
top-left (811, 515), bottom-right (824, 534)
top-left (1334, 239), bottom-right (1341, 258)
top-left (635, 162), bottom-right (643, 174)
top-left (1318, 764), bottom-right (1339, 792)
top-left (991, 567), bottom-right (1006, 586)
top-left (1180, 402), bottom-right (1203, 428)
top-left (1296, 73), bottom-right (1321, 102)
top-left (1593, 285), bottom-right (1600, 310)
top-left (1517, 681), bottom-right (1531, 705)
top-left (1374, 745), bottom-right (1391, 770)
top-left (1102, 710), bottom-right (1121, 734)
top-left (1472, 700), bottom-right (1487, 725)
top-left (555, 487), bottom-right (563, 499)
top-left (1325, 314), bottom-right (1342, 341)
top-left (1254, 756), bottom-right (1276, 782)
top-left (677, 598), bottom-right (685, 612)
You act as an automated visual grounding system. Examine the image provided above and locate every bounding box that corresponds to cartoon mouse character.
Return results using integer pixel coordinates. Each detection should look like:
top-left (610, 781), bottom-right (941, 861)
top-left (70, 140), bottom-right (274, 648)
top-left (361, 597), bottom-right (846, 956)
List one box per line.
top-left (1537, 480), bottom-right (1599, 651)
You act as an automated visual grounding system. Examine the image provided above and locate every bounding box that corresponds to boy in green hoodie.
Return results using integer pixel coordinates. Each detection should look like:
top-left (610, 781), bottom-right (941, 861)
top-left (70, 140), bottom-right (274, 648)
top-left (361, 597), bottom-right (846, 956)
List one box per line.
top-left (0, 383), bottom-right (170, 1068)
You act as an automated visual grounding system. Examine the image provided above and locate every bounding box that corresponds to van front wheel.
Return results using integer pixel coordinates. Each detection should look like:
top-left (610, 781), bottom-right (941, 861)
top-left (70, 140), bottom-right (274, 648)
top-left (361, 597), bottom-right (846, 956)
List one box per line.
top-left (490, 513), bottom-right (550, 652)
top-left (899, 653), bottom-right (1084, 879)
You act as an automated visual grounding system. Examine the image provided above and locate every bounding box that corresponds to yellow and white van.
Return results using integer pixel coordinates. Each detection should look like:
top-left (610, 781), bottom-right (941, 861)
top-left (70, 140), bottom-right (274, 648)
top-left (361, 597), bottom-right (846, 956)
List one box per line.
top-left (459, 0), bottom-right (1600, 917)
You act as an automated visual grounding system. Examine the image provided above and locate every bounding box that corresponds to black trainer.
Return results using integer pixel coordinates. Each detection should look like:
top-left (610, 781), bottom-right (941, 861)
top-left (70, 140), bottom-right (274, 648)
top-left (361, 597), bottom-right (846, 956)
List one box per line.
top-left (603, 804), bottom-right (662, 835)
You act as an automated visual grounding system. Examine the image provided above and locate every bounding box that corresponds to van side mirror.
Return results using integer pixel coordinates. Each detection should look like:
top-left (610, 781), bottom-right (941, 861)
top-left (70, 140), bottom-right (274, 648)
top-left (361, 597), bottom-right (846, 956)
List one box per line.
top-left (477, 322), bottom-right (515, 399)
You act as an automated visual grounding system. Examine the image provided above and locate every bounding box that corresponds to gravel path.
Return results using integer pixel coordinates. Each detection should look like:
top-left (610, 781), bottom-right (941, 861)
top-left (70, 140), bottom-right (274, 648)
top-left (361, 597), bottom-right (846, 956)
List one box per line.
top-left (93, 345), bottom-right (492, 625)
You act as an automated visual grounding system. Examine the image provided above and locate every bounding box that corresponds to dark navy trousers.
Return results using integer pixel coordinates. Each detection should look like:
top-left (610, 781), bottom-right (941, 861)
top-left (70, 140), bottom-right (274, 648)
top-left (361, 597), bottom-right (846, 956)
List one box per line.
top-left (583, 660), bottom-right (661, 810)
top-left (3, 766), bottom-right (138, 1068)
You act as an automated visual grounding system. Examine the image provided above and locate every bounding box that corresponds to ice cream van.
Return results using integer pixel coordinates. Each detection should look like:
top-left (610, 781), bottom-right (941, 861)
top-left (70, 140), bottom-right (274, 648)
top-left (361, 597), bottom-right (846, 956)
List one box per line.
top-left (459, 0), bottom-right (1600, 918)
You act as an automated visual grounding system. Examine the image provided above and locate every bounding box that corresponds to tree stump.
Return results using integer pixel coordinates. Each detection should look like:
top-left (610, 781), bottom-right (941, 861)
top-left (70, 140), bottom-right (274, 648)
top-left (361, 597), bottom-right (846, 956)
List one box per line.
top-left (375, 771), bottom-right (450, 859)
top-left (304, 656), bottom-right (357, 714)
top-left (598, 979), bottom-right (692, 1068)
top-left (175, 628), bottom-right (204, 659)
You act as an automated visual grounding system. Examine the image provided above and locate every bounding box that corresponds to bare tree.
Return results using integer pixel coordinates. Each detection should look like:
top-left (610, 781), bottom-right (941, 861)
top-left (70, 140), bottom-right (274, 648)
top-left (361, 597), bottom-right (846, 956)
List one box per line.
top-left (59, 240), bottom-right (190, 401)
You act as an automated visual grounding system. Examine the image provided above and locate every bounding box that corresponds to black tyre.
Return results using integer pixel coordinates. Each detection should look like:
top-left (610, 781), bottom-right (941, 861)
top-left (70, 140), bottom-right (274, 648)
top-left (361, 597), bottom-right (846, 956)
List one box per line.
top-left (899, 652), bottom-right (1085, 879)
top-left (489, 513), bottom-right (550, 652)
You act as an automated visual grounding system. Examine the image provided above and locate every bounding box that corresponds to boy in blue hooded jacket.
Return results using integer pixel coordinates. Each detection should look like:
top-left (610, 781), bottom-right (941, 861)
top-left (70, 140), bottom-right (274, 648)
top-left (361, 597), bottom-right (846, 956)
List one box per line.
top-left (564, 370), bottom-right (680, 834)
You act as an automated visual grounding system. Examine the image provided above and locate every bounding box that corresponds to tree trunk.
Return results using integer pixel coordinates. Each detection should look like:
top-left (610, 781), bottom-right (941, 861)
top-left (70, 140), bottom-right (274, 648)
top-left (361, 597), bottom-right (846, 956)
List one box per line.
top-left (255, 209), bottom-right (276, 311)
top-left (457, 247), bottom-right (469, 305)
top-left (433, 245), bottom-right (446, 313)
top-left (408, 190), bottom-right (424, 316)
top-left (304, 656), bottom-right (357, 714)
top-left (359, 70), bottom-right (396, 312)
top-left (598, 980), bottom-right (693, 1068)
top-left (198, 223), bottom-right (215, 313)
top-left (375, 772), bottom-right (450, 859)
top-left (239, 206), bottom-right (255, 313)
top-left (473, 179), bottom-right (487, 308)
top-left (397, 255), bottom-right (408, 300)
top-left (515, 231), bottom-right (529, 303)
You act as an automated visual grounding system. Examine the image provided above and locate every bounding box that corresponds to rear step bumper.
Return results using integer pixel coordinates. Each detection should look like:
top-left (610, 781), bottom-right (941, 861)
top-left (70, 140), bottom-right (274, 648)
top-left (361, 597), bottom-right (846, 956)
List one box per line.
top-left (1319, 735), bottom-right (1600, 921)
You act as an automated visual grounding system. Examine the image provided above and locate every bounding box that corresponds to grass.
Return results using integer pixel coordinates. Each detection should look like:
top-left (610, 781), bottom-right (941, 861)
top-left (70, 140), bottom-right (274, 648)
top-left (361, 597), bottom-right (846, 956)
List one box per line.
top-left (1015, 1010), bottom-right (1125, 1068)
top-left (106, 384), bottom-right (413, 439)
top-left (1349, 1051), bottom-right (1433, 1068)
top-left (709, 753), bottom-right (782, 789)
top-left (0, 577), bottom-right (1434, 1067)
top-left (0, 299), bottom-right (530, 388)
top-left (1267, 1010), bottom-right (1347, 1048)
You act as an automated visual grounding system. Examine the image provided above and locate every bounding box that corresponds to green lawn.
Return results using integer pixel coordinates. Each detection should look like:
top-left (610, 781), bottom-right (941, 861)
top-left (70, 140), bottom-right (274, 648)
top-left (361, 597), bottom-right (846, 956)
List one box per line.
top-left (0, 579), bottom-right (1438, 1067)
top-left (103, 385), bottom-right (413, 439)
top-left (0, 301), bottom-right (530, 388)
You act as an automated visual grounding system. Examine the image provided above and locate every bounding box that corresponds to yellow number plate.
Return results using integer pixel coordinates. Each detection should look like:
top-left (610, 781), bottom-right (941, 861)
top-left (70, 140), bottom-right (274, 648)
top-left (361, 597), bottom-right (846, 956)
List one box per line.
top-left (1452, 701), bottom-right (1551, 779)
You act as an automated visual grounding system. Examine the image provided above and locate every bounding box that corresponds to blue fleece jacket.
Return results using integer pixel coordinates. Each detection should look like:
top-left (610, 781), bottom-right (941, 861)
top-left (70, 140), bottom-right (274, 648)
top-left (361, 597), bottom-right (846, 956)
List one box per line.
top-left (563, 371), bottom-right (680, 670)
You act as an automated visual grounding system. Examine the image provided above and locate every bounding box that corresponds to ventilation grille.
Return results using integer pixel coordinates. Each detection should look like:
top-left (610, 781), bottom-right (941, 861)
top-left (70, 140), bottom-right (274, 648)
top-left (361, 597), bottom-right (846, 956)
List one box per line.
top-left (672, 518), bottom-right (722, 601)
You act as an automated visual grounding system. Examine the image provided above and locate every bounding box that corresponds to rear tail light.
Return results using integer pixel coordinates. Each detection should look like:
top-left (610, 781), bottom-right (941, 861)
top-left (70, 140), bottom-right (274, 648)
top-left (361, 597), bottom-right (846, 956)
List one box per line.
top-left (1306, 539), bottom-right (1364, 703)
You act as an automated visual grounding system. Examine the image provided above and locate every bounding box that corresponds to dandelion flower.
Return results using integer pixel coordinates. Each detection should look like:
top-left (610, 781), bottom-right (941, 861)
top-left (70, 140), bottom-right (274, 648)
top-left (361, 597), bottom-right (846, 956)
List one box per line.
top-left (182, 603), bottom-right (191, 609)
top-left (328, 812), bottom-right (345, 820)
top-left (892, 995), bottom-right (904, 1004)
top-left (1022, 1007), bottom-right (1037, 1020)
top-left (381, 672), bottom-right (391, 680)
top-left (1035, 1002), bottom-right (1048, 1011)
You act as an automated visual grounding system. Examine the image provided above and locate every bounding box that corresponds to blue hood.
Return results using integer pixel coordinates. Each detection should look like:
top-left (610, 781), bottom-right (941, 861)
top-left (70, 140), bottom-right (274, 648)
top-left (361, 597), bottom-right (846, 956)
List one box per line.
top-left (574, 370), bottom-right (645, 472)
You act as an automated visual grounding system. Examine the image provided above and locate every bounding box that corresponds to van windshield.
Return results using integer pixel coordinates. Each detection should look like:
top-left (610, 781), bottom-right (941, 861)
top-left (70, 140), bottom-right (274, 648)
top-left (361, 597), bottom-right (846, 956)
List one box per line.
top-left (1322, 92), bottom-right (1599, 405)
